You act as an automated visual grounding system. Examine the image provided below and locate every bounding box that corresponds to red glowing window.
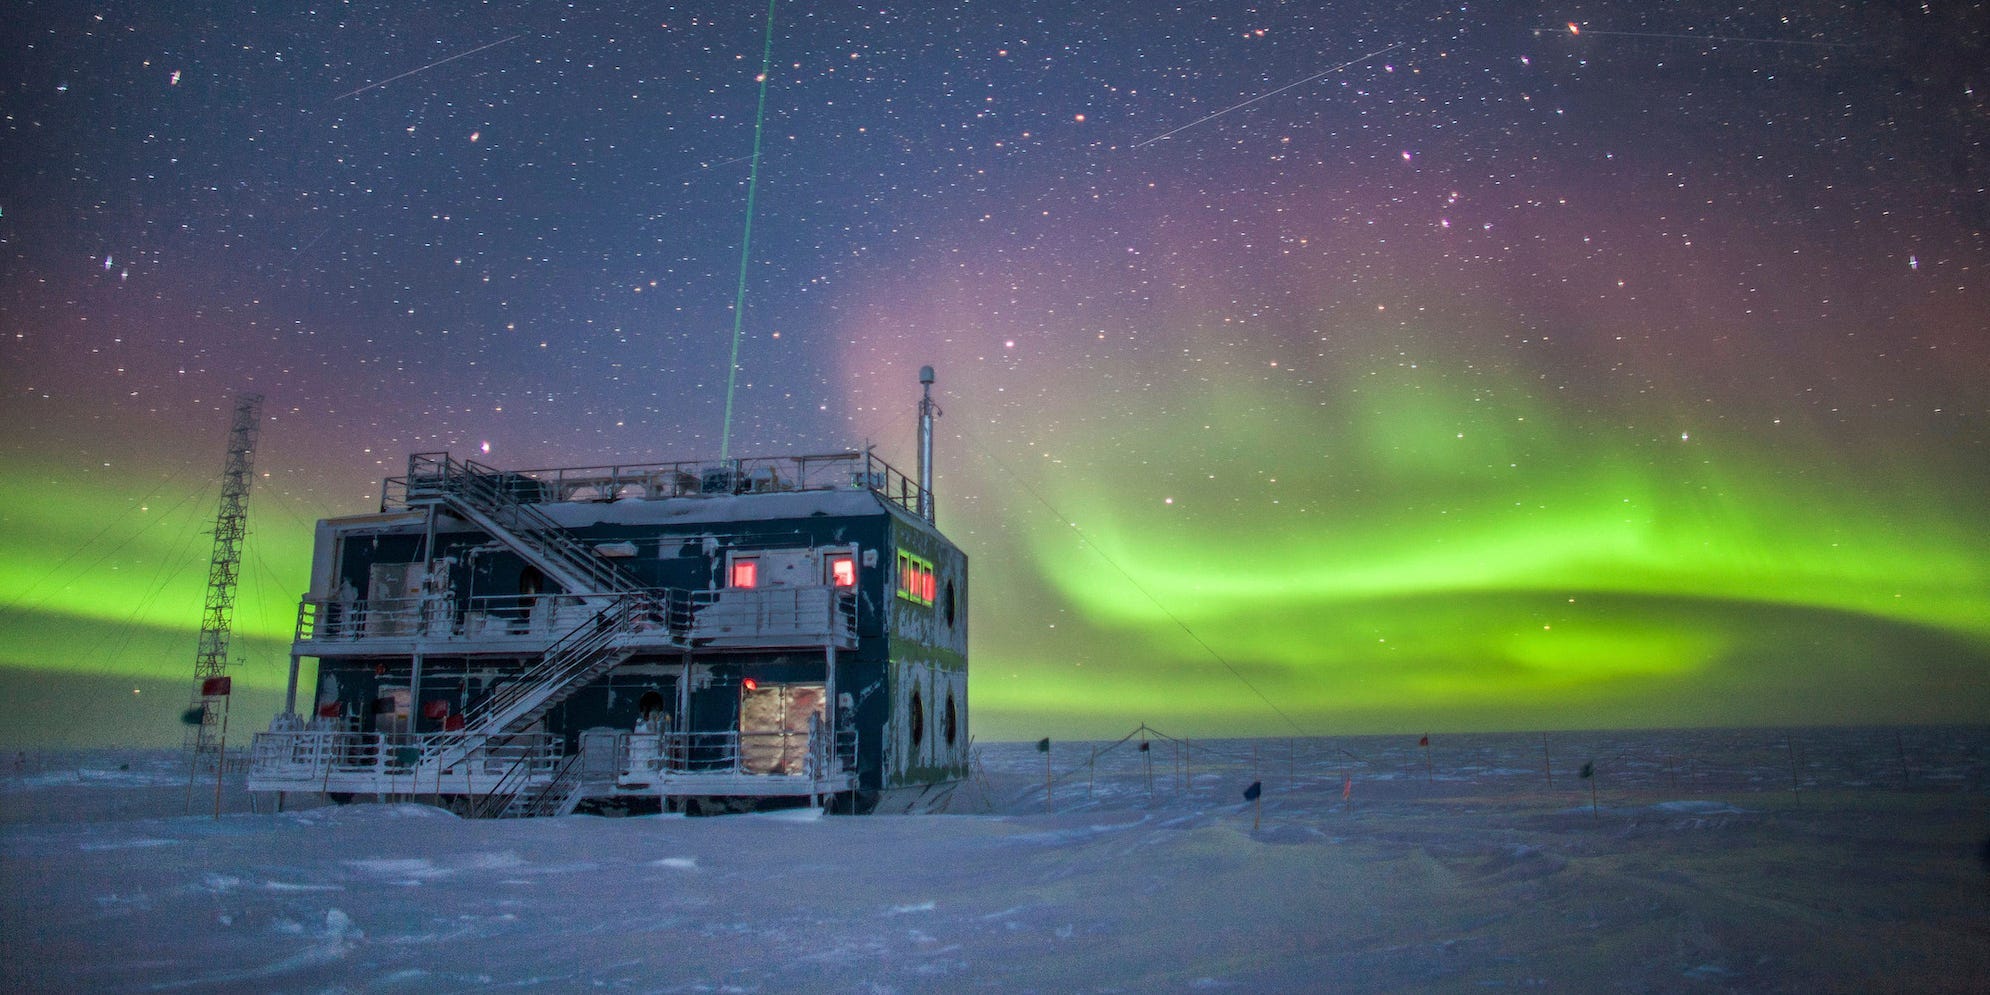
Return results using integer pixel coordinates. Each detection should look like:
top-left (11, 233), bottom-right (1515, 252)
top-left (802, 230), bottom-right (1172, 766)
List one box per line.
top-left (730, 558), bottom-right (759, 589)
top-left (829, 555), bottom-right (856, 588)
top-left (895, 548), bottom-right (936, 606)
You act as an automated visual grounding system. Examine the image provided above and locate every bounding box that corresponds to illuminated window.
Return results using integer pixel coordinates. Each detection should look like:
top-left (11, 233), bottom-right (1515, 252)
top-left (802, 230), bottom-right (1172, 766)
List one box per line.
top-left (895, 549), bottom-right (935, 606)
top-left (828, 554), bottom-right (856, 588)
top-left (730, 558), bottom-right (759, 589)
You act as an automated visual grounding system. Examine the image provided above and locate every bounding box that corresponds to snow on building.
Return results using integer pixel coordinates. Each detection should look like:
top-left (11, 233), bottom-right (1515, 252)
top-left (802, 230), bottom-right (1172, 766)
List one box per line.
top-left (247, 373), bottom-right (967, 816)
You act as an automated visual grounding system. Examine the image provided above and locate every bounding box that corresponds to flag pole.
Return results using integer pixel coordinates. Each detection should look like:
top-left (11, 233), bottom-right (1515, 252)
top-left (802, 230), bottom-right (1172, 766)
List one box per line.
top-left (1037, 737), bottom-right (1053, 814)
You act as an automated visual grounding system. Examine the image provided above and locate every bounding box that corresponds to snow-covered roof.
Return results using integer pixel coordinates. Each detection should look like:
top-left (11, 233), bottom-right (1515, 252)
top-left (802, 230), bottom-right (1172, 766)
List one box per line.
top-left (535, 487), bottom-right (893, 528)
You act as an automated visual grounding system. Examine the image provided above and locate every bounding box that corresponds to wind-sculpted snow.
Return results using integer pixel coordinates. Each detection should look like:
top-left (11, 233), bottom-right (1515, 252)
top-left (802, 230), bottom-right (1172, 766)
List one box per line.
top-left (2, 729), bottom-right (1987, 991)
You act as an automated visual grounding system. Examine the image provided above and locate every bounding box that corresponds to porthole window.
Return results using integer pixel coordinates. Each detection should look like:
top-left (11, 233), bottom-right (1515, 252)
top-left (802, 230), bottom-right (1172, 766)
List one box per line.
top-left (909, 687), bottom-right (925, 749)
top-left (943, 579), bottom-right (957, 628)
top-left (943, 692), bottom-right (958, 747)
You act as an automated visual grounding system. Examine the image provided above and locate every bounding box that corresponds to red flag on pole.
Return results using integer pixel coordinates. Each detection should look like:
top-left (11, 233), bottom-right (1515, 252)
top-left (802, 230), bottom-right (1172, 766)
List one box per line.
top-left (1418, 734), bottom-right (1429, 747)
top-left (201, 676), bottom-right (232, 697)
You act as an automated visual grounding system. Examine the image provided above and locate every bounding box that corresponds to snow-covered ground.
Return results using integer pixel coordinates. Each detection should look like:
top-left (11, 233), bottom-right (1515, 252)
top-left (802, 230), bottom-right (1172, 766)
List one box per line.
top-left (3, 729), bottom-right (1987, 992)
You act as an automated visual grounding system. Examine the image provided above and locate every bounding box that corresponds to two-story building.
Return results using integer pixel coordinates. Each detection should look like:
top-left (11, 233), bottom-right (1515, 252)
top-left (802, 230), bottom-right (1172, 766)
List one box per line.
top-left (247, 375), bottom-right (967, 816)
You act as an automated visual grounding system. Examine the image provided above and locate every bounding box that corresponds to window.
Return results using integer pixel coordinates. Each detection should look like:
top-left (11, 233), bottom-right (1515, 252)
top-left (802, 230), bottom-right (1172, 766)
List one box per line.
top-left (828, 554), bottom-right (856, 588)
top-left (730, 557), bottom-right (759, 589)
top-left (909, 687), bottom-right (925, 749)
top-left (895, 549), bottom-right (935, 606)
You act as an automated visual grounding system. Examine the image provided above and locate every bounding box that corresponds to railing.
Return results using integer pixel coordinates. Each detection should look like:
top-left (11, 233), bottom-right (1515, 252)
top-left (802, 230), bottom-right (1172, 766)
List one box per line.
top-left (396, 452), bottom-right (644, 595)
top-left (687, 586), bottom-right (857, 646)
top-left (295, 590), bottom-right (694, 645)
top-left (633, 728), bottom-right (858, 779)
top-left (246, 729), bottom-right (562, 783)
top-left (382, 449), bottom-right (931, 520)
top-left (415, 595), bottom-right (652, 770)
top-left (294, 586), bottom-right (852, 649)
top-left (502, 753), bottom-right (588, 818)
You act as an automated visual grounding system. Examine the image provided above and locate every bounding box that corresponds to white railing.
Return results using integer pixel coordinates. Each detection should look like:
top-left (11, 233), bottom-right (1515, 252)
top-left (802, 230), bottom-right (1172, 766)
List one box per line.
top-left (629, 728), bottom-right (858, 779)
top-left (295, 586), bottom-right (854, 649)
top-left (383, 449), bottom-right (931, 519)
top-left (686, 587), bottom-right (857, 646)
top-left (296, 591), bottom-right (687, 644)
top-left (246, 729), bottom-right (563, 783)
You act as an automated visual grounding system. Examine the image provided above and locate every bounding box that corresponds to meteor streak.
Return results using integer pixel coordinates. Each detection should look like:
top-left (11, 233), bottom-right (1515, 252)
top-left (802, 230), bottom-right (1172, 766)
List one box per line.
top-left (1548, 23), bottom-right (1850, 48)
top-left (333, 33), bottom-right (524, 101)
top-left (1132, 43), bottom-right (1402, 149)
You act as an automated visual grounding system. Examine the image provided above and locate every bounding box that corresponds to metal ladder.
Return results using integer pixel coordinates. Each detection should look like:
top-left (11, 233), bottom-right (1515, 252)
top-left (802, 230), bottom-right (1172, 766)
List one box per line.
top-left (401, 452), bottom-right (643, 599)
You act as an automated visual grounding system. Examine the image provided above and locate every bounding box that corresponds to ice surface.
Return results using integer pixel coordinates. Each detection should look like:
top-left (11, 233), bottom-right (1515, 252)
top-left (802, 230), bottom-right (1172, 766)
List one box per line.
top-left (2, 729), bottom-right (1987, 992)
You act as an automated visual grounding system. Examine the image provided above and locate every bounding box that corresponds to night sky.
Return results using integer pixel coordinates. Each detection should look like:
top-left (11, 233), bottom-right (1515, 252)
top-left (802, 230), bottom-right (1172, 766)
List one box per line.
top-left (3, 1), bottom-right (1986, 746)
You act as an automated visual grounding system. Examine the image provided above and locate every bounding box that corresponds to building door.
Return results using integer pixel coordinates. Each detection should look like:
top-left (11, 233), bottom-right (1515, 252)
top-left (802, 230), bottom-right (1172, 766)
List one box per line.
top-left (739, 683), bottom-right (825, 775)
top-left (373, 686), bottom-right (411, 737)
top-left (365, 562), bottom-right (425, 637)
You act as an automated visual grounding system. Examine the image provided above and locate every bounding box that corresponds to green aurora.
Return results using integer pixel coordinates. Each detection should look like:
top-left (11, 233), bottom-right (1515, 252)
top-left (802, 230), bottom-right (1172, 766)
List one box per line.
top-left (921, 342), bottom-right (1990, 737)
top-left (0, 461), bottom-right (312, 745)
top-left (2, 356), bottom-right (1985, 745)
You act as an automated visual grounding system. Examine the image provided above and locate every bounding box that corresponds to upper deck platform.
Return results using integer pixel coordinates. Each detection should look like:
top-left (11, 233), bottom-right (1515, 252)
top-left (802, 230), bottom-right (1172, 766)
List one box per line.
top-left (382, 450), bottom-right (934, 523)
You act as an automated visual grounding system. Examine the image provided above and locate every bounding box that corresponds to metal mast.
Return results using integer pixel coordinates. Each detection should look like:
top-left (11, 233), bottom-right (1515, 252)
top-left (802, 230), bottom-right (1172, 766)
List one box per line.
top-left (184, 393), bottom-right (263, 762)
top-left (916, 366), bottom-right (939, 523)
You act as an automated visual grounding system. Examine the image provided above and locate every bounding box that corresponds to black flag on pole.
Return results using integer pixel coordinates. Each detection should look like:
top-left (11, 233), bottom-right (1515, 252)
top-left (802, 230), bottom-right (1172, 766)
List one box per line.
top-left (1035, 737), bottom-right (1050, 753)
top-left (1580, 761), bottom-right (1594, 779)
top-left (1243, 780), bottom-right (1262, 802)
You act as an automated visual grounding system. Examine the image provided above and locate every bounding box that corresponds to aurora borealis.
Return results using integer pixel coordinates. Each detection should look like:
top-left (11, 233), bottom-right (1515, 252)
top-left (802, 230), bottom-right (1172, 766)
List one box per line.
top-left (2, 1), bottom-right (1986, 745)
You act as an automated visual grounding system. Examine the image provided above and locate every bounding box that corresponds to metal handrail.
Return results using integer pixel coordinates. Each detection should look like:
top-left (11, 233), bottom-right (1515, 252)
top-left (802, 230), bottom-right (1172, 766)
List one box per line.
top-left (412, 600), bottom-right (637, 770)
top-left (383, 449), bottom-right (931, 518)
top-left (294, 590), bottom-right (694, 645)
top-left (645, 728), bottom-right (858, 777)
top-left (247, 730), bottom-right (562, 781)
top-left (686, 586), bottom-right (857, 645)
top-left (509, 753), bottom-right (586, 817)
top-left (401, 452), bottom-right (644, 596)
top-left (294, 586), bottom-right (850, 648)
top-left (473, 747), bottom-right (544, 818)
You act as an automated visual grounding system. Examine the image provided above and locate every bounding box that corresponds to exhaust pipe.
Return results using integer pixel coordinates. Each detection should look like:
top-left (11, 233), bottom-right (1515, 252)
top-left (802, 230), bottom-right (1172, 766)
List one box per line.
top-left (916, 365), bottom-right (938, 523)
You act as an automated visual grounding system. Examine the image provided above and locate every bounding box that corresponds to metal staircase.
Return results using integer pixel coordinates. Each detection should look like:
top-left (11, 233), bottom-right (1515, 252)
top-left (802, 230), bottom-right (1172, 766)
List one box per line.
top-left (499, 754), bottom-right (589, 818)
top-left (400, 452), bottom-right (642, 598)
top-left (420, 595), bottom-right (654, 771)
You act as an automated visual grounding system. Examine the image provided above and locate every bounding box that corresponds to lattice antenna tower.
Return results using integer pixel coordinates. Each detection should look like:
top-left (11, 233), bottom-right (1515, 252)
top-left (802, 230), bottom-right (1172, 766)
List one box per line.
top-left (184, 393), bottom-right (263, 761)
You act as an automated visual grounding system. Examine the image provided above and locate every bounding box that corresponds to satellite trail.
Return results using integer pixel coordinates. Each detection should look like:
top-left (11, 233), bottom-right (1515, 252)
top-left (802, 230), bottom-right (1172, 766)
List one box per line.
top-left (333, 34), bottom-right (524, 101)
top-left (1547, 23), bottom-right (1850, 48)
top-left (1133, 43), bottom-right (1402, 149)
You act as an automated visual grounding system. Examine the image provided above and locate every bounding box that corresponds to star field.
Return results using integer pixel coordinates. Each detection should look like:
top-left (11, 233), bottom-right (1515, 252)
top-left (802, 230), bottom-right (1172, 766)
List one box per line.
top-left (2, 1), bottom-right (1986, 743)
